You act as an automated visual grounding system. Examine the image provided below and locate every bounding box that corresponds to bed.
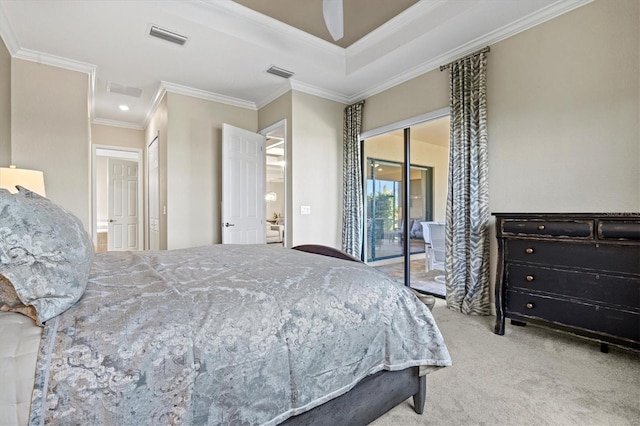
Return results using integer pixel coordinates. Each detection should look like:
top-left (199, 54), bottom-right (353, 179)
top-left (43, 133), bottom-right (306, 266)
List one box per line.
top-left (0, 186), bottom-right (451, 425)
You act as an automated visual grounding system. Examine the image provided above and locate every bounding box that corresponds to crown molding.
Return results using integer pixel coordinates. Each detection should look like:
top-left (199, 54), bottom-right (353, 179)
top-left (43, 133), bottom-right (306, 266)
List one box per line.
top-left (256, 82), bottom-right (292, 110)
top-left (12, 47), bottom-right (96, 75)
top-left (161, 81), bottom-right (257, 110)
top-left (347, 0), bottom-right (445, 57)
top-left (142, 81), bottom-right (259, 130)
top-left (289, 80), bottom-right (350, 105)
top-left (474, 0), bottom-right (593, 47)
top-left (92, 117), bottom-right (144, 131)
top-left (257, 79), bottom-right (352, 109)
top-left (256, 79), bottom-right (350, 109)
top-left (9, 46), bottom-right (99, 126)
top-left (143, 83), bottom-right (167, 130)
top-left (351, 0), bottom-right (593, 102)
top-left (0, 3), bottom-right (19, 54)
top-left (198, 0), bottom-right (344, 57)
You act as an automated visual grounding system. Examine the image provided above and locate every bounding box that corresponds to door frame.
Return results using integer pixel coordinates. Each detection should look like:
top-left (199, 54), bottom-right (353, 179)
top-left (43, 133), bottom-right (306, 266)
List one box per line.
top-left (146, 134), bottom-right (160, 251)
top-left (259, 119), bottom-right (288, 246)
top-left (360, 107), bottom-right (450, 287)
top-left (91, 144), bottom-right (143, 251)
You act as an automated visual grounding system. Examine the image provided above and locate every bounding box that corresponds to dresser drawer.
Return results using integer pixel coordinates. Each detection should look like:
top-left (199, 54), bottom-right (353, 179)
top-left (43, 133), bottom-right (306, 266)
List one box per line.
top-left (506, 291), bottom-right (640, 343)
top-left (506, 264), bottom-right (640, 308)
top-left (502, 219), bottom-right (593, 239)
top-left (598, 220), bottom-right (640, 241)
top-left (506, 239), bottom-right (640, 274)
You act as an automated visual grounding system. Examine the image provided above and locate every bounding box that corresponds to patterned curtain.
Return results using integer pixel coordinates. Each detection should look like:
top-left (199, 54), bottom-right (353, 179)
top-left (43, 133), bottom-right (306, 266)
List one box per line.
top-left (445, 51), bottom-right (491, 315)
top-left (342, 101), bottom-right (365, 258)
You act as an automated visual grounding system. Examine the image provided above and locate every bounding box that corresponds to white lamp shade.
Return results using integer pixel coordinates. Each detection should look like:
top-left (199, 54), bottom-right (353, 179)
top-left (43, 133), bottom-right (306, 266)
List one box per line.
top-left (0, 166), bottom-right (46, 196)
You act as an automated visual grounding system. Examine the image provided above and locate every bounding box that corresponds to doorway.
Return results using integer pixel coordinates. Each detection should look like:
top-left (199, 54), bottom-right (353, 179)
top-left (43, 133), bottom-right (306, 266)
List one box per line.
top-left (260, 119), bottom-right (287, 247)
top-left (92, 145), bottom-right (143, 252)
top-left (361, 111), bottom-right (450, 298)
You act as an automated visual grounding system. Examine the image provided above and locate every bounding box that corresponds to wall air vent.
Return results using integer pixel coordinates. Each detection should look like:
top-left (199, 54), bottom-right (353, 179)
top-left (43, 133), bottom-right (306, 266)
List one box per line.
top-left (266, 65), bottom-right (294, 79)
top-left (149, 25), bottom-right (188, 46)
top-left (107, 81), bottom-right (144, 98)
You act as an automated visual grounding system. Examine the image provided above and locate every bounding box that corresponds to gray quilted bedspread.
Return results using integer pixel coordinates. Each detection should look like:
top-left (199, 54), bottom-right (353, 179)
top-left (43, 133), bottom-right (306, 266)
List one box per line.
top-left (29, 245), bottom-right (451, 425)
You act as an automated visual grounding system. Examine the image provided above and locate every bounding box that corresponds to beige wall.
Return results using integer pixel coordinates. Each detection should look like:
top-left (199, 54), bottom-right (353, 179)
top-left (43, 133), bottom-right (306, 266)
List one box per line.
top-left (91, 123), bottom-right (144, 150)
top-left (291, 91), bottom-right (345, 248)
top-left (0, 37), bottom-right (10, 165)
top-left (165, 92), bottom-right (258, 249)
top-left (11, 59), bottom-right (91, 230)
top-left (363, 68), bottom-right (449, 133)
top-left (363, 0), bottom-right (639, 215)
top-left (488, 0), bottom-right (639, 213)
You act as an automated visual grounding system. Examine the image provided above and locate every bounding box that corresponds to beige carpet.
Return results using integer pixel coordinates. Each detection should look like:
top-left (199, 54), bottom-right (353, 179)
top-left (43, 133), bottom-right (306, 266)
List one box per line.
top-left (371, 298), bottom-right (640, 425)
top-left (375, 260), bottom-right (446, 297)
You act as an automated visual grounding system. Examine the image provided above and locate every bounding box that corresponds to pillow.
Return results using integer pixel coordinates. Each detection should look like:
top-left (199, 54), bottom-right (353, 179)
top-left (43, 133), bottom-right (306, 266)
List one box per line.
top-left (0, 186), bottom-right (94, 325)
top-left (410, 219), bottom-right (423, 237)
top-left (0, 274), bottom-right (38, 320)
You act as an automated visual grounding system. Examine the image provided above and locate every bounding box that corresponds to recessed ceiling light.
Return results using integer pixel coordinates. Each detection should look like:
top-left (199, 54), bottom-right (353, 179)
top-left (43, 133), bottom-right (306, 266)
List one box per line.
top-left (118, 105), bottom-right (130, 111)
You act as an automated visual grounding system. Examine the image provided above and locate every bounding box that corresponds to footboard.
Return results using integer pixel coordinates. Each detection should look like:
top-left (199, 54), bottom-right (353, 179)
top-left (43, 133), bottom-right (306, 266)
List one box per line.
top-left (281, 366), bottom-right (426, 425)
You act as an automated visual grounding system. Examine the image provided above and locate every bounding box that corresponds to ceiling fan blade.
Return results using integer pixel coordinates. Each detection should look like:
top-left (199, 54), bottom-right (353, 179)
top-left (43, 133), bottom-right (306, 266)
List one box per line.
top-left (322, 0), bottom-right (344, 41)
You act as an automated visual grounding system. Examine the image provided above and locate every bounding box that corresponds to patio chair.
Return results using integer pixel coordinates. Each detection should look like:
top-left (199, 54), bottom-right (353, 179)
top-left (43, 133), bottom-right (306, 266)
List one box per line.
top-left (427, 222), bottom-right (445, 272)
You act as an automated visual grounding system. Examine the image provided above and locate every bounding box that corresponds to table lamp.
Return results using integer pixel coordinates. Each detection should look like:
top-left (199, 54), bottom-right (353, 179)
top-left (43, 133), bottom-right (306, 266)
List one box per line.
top-left (0, 165), bottom-right (46, 196)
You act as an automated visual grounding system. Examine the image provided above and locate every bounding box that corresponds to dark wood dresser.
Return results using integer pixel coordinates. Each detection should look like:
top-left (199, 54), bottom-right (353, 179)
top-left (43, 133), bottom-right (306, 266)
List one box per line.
top-left (493, 213), bottom-right (640, 351)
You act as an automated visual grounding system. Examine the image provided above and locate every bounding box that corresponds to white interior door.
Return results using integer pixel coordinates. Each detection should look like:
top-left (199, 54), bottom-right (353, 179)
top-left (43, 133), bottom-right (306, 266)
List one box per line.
top-left (108, 158), bottom-right (139, 251)
top-left (222, 123), bottom-right (265, 244)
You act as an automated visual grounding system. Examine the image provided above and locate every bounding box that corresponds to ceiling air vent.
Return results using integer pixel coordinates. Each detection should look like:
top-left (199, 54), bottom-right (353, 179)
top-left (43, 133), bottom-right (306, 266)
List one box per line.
top-left (107, 81), bottom-right (144, 98)
top-left (266, 65), bottom-right (294, 79)
top-left (149, 25), bottom-right (188, 46)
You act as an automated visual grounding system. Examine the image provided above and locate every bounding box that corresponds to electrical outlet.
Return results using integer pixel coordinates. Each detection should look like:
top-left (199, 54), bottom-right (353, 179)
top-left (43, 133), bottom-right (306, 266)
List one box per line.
top-left (300, 205), bottom-right (311, 215)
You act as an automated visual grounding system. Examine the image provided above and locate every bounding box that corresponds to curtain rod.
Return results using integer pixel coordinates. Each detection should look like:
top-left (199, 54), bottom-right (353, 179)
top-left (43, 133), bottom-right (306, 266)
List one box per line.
top-left (440, 46), bottom-right (490, 71)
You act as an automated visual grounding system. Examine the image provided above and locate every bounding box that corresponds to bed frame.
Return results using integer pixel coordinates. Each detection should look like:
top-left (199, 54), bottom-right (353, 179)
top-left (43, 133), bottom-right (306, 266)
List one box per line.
top-left (282, 366), bottom-right (426, 425)
top-left (285, 245), bottom-right (428, 425)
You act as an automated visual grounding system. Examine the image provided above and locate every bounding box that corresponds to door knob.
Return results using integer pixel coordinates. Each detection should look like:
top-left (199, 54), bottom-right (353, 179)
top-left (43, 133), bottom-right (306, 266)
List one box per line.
top-left (224, 222), bottom-right (235, 227)
top-left (109, 219), bottom-right (116, 223)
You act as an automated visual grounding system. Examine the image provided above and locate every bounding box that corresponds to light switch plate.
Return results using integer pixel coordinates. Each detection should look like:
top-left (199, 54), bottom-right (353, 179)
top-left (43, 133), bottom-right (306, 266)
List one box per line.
top-left (300, 205), bottom-right (311, 215)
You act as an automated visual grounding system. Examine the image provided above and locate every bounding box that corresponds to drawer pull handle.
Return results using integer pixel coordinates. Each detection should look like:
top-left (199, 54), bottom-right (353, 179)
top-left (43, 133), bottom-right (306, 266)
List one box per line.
top-left (538, 225), bottom-right (545, 230)
top-left (525, 303), bottom-right (534, 309)
top-left (526, 275), bottom-right (535, 282)
top-left (525, 248), bottom-right (534, 254)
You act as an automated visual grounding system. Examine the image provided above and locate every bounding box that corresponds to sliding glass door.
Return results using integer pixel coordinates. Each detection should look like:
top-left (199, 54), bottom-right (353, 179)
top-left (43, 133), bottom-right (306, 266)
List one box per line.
top-left (365, 159), bottom-right (433, 263)
top-left (366, 160), bottom-right (401, 262)
top-left (362, 115), bottom-right (450, 297)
